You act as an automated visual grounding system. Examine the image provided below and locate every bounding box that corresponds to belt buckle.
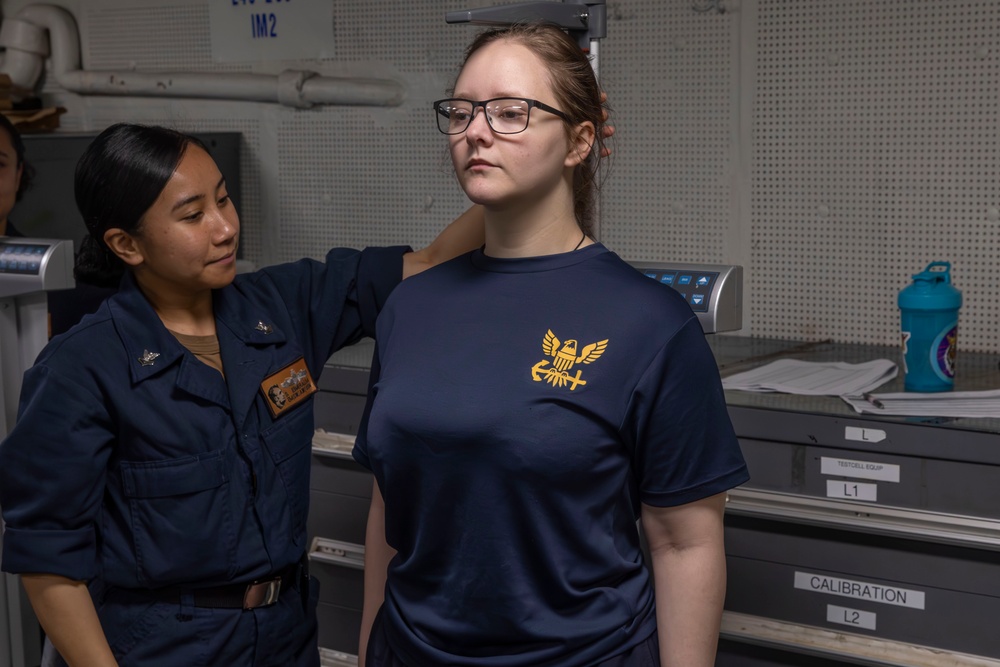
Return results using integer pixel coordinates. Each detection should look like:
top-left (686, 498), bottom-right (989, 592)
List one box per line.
top-left (243, 576), bottom-right (282, 610)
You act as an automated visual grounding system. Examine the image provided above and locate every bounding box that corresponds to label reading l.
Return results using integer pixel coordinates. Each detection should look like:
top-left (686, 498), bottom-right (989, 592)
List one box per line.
top-left (821, 456), bottom-right (900, 482)
top-left (845, 426), bottom-right (886, 443)
top-left (794, 572), bottom-right (925, 610)
top-left (827, 480), bottom-right (878, 502)
top-left (827, 605), bottom-right (877, 631)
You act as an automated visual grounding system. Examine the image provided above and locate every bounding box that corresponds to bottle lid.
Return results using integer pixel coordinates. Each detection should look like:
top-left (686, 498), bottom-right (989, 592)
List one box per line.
top-left (898, 261), bottom-right (962, 310)
top-left (912, 261), bottom-right (952, 284)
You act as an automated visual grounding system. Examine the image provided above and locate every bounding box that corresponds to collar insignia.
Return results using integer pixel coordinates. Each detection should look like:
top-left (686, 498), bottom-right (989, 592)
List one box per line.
top-left (138, 349), bottom-right (160, 367)
top-left (255, 321), bottom-right (273, 335)
top-left (530, 329), bottom-right (608, 391)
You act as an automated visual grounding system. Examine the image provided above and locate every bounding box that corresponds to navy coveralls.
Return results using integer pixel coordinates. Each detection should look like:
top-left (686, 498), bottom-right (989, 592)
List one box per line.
top-left (0, 246), bottom-right (405, 666)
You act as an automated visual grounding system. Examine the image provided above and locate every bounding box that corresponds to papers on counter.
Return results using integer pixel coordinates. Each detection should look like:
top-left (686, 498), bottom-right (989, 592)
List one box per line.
top-left (842, 390), bottom-right (1000, 419)
top-left (722, 356), bottom-right (1000, 418)
top-left (721, 358), bottom-right (898, 396)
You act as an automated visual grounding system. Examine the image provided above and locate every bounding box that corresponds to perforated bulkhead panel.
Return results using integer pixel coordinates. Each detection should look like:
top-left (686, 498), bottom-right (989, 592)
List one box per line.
top-left (59, 0), bottom-right (1000, 351)
top-left (752, 0), bottom-right (1000, 350)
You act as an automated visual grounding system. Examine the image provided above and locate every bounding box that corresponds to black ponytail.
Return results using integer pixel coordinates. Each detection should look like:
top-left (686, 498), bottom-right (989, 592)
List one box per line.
top-left (73, 232), bottom-right (124, 288)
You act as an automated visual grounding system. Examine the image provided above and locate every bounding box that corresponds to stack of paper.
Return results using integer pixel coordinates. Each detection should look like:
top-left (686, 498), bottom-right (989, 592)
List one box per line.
top-left (842, 390), bottom-right (1000, 419)
top-left (722, 359), bottom-right (898, 396)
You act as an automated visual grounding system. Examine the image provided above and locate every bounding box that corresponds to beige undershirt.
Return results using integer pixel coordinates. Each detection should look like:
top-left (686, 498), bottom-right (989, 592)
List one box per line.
top-left (169, 330), bottom-right (225, 378)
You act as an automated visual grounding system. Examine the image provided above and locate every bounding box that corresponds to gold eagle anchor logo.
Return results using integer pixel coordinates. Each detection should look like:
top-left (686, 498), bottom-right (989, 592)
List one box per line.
top-left (531, 329), bottom-right (608, 391)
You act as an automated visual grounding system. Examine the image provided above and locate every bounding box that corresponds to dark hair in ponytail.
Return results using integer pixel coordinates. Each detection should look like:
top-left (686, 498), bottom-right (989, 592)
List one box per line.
top-left (73, 123), bottom-right (206, 287)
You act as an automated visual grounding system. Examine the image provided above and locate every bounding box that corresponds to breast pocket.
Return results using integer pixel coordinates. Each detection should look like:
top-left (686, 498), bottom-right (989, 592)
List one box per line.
top-left (120, 448), bottom-right (237, 587)
top-left (260, 400), bottom-right (314, 541)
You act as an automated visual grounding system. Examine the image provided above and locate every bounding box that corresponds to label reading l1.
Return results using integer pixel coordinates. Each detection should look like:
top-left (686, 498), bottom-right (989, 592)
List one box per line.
top-left (826, 480), bottom-right (877, 502)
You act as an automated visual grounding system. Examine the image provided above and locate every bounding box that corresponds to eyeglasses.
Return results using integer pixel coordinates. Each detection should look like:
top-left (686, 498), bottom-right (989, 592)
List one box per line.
top-left (433, 97), bottom-right (570, 135)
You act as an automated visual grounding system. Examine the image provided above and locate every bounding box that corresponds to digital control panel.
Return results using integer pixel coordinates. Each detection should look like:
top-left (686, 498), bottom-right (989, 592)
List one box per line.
top-left (630, 261), bottom-right (743, 333)
top-left (642, 268), bottom-right (719, 312)
top-left (0, 243), bottom-right (49, 275)
top-left (0, 239), bottom-right (75, 298)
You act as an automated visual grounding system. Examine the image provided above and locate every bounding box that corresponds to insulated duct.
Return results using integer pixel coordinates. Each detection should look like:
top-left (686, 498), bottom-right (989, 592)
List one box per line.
top-left (0, 4), bottom-right (404, 108)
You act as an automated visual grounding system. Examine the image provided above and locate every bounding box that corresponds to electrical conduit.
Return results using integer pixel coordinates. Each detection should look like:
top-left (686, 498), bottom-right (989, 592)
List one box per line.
top-left (0, 4), bottom-right (404, 108)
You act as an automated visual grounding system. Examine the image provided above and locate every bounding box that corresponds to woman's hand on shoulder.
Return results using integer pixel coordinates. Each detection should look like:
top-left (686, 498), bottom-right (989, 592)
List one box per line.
top-left (402, 205), bottom-right (485, 279)
top-left (599, 91), bottom-right (614, 158)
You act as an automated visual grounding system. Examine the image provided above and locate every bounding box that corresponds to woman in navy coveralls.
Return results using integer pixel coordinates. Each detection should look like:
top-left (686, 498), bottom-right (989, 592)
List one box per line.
top-left (0, 123), bottom-right (483, 667)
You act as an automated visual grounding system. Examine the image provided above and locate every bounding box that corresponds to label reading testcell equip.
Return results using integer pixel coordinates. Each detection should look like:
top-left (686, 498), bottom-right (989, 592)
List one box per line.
top-left (821, 456), bottom-right (900, 483)
top-left (826, 480), bottom-right (877, 502)
top-left (794, 572), bottom-right (925, 610)
top-left (827, 604), bottom-right (877, 631)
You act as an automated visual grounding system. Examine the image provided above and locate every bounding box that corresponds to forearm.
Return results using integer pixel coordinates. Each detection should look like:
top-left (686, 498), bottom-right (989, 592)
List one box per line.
top-left (640, 494), bottom-right (728, 667)
top-left (22, 574), bottom-right (118, 667)
top-left (402, 205), bottom-right (485, 278)
top-left (359, 483), bottom-right (396, 666)
top-left (649, 541), bottom-right (727, 667)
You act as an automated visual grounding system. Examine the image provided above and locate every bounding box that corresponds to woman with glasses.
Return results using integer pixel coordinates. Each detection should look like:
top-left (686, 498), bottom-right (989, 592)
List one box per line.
top-left (355, 22), bottom-right (748, 667)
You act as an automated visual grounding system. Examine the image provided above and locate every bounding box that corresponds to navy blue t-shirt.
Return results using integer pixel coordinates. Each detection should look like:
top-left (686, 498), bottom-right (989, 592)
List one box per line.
top-left (354, 244), bottom-right (748, 667)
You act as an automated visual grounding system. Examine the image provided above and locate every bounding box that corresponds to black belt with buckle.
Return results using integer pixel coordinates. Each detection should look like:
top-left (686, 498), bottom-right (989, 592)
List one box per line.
top-left (144, 561), bottom-right (302, 610)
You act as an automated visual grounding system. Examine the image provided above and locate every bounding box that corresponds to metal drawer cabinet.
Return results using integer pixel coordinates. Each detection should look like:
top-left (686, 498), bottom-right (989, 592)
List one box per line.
top-left (308, 352), bottom-right (377, 657)
top-left (729, 406), bottom-right (1000, 522)
top-left (724, 514), bottom-right (1000, 659)
top-left (316, 601), bottom-right (363, 659)
top-left (308, 452), bottom-right (371, 656)
top-left (716, 639), bottom-right (857, 667)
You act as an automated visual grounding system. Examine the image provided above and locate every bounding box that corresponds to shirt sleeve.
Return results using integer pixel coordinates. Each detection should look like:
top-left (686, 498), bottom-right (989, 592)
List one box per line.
top-left (622, 317), bottom-right (749, 507)
top-left (255, 245), bottom-right (408, 374)
top-left (0, 365), bottom-right (114, 579)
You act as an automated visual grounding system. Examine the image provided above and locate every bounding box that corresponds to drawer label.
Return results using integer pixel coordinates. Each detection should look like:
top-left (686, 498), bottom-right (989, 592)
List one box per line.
top-left (794, 572), bottom-right (925, 609)
top-left (827, 604), bottom-right (877, 631)
top-left (826, 480), bottom-right (877, 502)
top-left (844, 426), bottom-right (886, 443)
top-left (821, 456), bottom-right (900, 482)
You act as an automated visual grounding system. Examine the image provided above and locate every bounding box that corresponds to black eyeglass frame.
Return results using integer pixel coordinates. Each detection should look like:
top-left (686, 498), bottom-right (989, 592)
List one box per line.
top-left (433, 97), bottom-right (571, 135)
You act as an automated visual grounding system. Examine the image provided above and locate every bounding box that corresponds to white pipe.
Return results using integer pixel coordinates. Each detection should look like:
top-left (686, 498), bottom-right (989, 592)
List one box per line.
top-left (0, 18), bottom-right (47, 91)
top-left (0, 4), bottom-right (404, 109)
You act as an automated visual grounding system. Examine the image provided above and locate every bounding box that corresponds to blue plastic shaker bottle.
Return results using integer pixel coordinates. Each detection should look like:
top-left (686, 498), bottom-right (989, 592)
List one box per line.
top-left (897, 261), bottom-right (962, 392)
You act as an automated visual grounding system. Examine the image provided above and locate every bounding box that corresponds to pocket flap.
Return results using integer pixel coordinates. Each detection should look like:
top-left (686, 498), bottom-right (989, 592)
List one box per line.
top-left (121, 449), bottom-right (228, 498)
top-left (261, 402), bottom-right (313, 464)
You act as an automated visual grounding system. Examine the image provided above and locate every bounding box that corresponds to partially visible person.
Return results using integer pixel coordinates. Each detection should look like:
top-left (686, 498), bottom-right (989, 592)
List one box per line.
top-left (0, 122), bottom-right (485, 667)
top-left (355, 23), bottom-right (748, 667)
top-left (0, 112), bottom-right (34, 237)
top-left (0, 113), bottom-right (116, 334)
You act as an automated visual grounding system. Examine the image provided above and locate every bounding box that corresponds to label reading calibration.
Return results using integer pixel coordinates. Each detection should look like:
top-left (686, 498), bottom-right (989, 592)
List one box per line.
top-left (794, 572), bottom-right (925, 610)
